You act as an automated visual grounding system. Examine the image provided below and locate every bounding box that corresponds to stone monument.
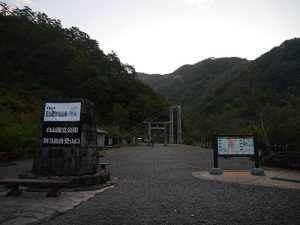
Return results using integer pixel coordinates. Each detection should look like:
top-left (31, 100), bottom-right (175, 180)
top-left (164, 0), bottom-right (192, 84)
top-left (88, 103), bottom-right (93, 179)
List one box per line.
top-left (31, 99), bottom-right (109, 186)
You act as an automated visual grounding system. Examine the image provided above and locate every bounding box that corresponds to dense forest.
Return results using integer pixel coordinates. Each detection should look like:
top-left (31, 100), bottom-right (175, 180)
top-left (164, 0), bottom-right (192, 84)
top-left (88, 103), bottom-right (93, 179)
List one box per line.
top-left (139, 39), bottom-right (300, 169)
top-left (0, 3), bottom-right (169, 158)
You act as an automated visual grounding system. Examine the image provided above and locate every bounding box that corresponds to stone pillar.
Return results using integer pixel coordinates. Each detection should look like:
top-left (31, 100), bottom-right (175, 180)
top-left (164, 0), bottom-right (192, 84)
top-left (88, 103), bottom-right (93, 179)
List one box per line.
top-left (177, 106), bottom-right (182, 144)
top-left (32, 99), bottom-right (99, 176)
top-left (164, 124), bottom-right (168, 146)
top-left (148, 123), bottom-right (151, 139)
top-left (169, 107), bottom-right (174, 144)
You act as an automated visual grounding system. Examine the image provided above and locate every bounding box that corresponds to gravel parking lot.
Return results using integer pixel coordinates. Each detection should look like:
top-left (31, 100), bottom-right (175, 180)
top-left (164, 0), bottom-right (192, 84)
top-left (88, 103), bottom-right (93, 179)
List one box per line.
top-left (32, 144), bottom-right (300, 225)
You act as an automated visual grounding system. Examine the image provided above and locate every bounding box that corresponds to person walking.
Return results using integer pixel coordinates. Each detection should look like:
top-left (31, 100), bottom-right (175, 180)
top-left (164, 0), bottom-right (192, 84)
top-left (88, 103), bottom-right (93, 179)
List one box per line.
top-left (149, 137), bottom-right (155, 148)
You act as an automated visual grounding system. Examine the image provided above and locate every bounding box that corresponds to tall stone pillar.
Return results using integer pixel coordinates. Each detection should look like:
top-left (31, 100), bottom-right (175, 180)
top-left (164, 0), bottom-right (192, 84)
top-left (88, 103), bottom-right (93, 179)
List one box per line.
top-left (169, 107), bottom-right (174, 144)
top-left (177, 106), bottom-right (182, 144)
top-left (148, 123), bottom-right (151, 138)
top-left (164, 123), bottom-right (168, 146)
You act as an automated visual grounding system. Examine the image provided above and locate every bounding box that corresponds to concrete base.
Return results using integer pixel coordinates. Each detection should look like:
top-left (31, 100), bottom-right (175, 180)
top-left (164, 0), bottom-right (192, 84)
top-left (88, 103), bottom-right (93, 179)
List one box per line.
top-left (251, 168), bottom-right (265, 176)
top-left (209, 168), bottom-right (223, 175)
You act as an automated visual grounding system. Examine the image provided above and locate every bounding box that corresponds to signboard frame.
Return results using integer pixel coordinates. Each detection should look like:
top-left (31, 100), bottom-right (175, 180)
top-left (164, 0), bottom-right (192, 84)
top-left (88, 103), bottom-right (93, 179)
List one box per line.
top-left (41, 100), bottom-right (82, 147)
top-left (217, 134), bottom-right (255, 157)
top-left (212, 133), bottom-right (259, 168)
top-left (44, 102), bottom-right (81, 122)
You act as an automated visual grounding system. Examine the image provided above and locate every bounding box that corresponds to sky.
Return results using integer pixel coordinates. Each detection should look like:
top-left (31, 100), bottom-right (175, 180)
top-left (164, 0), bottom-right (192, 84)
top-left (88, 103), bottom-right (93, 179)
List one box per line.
top-left (2, 0), bottom-right (300, 74)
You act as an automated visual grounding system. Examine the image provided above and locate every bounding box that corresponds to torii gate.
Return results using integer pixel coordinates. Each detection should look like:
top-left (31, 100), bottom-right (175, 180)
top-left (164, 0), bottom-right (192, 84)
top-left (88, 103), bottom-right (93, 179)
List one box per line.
top-left (144, 121), bottom-right (169, 146)
top-left (144, 105), bottom-right (182, 145)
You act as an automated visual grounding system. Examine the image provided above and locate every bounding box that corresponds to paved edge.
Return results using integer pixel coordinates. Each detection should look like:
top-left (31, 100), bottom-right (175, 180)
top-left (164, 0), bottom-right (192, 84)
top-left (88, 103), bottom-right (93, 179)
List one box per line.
top-left (192, 171), bottom-right (300, 190)
top-left (0, 185), bottom-right (115, 225)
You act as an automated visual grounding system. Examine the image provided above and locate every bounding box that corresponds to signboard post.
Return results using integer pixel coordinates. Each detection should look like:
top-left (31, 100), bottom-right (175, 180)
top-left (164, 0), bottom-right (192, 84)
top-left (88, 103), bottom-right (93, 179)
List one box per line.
top-left (210, 133), bottom-right (265, 176)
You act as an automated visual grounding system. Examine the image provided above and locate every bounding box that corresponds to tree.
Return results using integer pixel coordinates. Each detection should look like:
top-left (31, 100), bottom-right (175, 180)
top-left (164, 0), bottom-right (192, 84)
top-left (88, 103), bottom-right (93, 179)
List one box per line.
top-left (110, 103), bottom-right (130, 129)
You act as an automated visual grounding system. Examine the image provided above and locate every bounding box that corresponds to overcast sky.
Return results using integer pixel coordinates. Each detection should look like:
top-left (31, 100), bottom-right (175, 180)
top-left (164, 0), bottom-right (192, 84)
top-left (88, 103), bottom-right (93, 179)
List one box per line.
top-left (3, 0), bottom-right (300, 74)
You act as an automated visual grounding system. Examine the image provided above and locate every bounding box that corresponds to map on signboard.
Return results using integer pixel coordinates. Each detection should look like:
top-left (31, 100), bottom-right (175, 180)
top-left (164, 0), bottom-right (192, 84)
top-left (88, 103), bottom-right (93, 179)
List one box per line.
top-left (217, 137), bottom-right (254, 155)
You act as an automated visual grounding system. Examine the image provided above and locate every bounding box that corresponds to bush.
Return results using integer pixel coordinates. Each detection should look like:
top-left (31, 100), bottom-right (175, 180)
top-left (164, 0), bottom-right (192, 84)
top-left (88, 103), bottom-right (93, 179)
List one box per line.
top-left (0, 112), bottom-right (38, 159)
top-left (262, 151), bottom-right (300, 170)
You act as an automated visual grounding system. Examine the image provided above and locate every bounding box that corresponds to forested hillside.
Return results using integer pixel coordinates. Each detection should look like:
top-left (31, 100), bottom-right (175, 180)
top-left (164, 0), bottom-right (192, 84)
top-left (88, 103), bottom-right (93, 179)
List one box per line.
top-left (139, 57), bottom-right (248, 106)
top-left (0, 3), bottom-right (169, 158)
top-left (140, 39), bottom-right (300, 169)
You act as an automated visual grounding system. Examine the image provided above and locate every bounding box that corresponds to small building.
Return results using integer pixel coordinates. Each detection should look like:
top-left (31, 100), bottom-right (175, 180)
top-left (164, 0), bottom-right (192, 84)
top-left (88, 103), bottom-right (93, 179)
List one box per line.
top-left (105, 136), bottom-right (121, 148)
top-left (96, 129), bottom-right (108, 150)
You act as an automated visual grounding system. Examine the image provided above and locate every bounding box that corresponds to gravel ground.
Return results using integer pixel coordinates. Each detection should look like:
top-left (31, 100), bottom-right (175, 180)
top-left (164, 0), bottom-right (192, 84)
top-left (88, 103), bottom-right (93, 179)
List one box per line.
top-left (28, 145), bottom-right (300, 224)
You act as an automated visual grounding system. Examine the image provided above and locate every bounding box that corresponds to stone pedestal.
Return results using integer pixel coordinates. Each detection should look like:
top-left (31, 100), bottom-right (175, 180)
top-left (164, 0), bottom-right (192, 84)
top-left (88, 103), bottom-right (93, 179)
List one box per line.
top-left (209, 168), bottom-right (223, 175)
top-left (32, 99), bottom-right (99, 177)
top-left (251, 168), bottom-right (265, 176)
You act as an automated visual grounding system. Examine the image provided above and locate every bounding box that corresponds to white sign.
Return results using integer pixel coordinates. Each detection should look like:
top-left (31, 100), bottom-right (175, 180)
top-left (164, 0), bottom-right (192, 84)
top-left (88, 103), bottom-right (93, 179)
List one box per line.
top-left (44, 102), bottom-right (81, 121)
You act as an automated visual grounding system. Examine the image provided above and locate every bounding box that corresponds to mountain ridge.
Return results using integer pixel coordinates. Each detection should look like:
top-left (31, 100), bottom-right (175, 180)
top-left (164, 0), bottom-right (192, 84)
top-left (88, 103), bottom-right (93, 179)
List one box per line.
top-left (138, 57), bottom-right (249, 106)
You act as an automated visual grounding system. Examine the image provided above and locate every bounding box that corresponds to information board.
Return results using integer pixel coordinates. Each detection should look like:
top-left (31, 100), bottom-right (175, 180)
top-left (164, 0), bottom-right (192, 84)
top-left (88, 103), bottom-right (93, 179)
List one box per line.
top-left (218, 137), bottom-right (254, 155)
top-left (212, 133), bottom-right (259, 170)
